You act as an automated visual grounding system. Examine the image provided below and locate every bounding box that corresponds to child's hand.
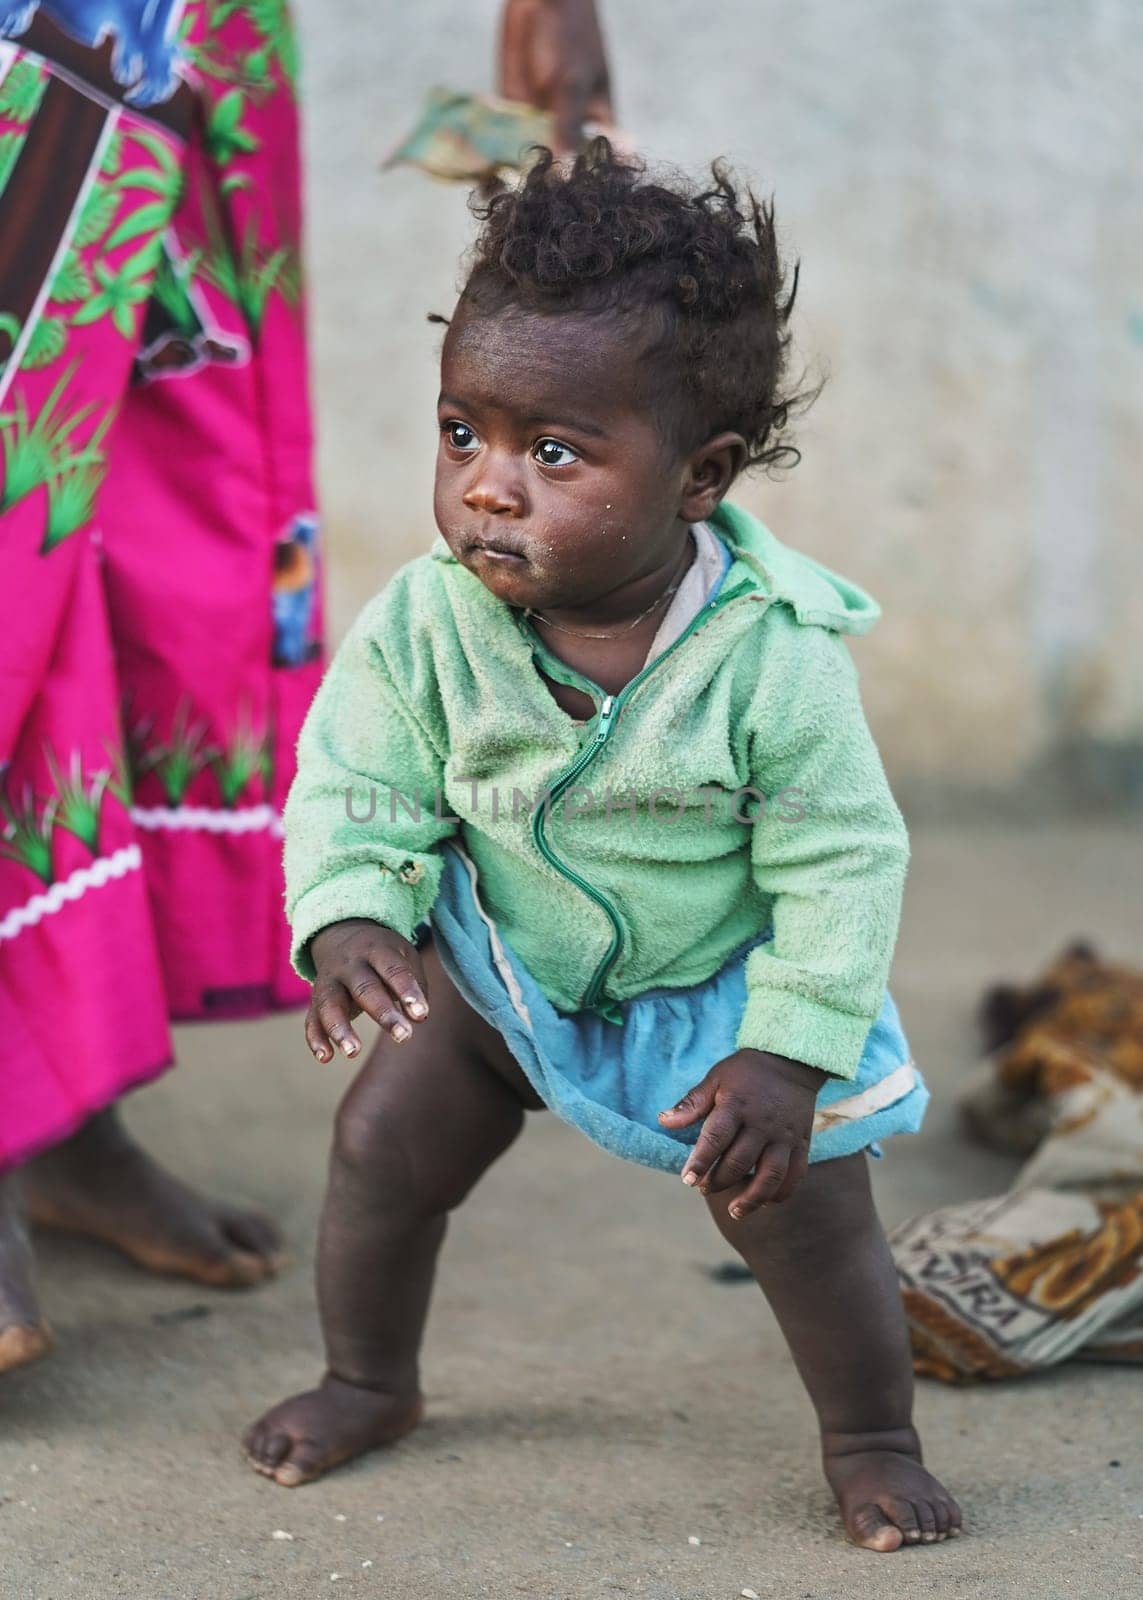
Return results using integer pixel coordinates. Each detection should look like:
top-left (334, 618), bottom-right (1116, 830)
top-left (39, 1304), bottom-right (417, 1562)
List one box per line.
top-left (657, 1050), bottom-right (828, 1218)
top-left (305, 919), bottom-right (430, 1063)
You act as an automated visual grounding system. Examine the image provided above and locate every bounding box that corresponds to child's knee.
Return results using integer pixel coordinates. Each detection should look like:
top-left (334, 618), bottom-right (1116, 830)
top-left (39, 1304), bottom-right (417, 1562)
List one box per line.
top-left (331, 1093), bottom-right (393, 1183)
top-left (330, 1084), bottom-right (487, 1218)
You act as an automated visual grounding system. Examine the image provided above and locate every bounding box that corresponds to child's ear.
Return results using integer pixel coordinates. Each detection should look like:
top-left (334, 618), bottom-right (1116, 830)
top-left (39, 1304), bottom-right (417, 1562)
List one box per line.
top-left (678, 432), bottom-right (748, 522)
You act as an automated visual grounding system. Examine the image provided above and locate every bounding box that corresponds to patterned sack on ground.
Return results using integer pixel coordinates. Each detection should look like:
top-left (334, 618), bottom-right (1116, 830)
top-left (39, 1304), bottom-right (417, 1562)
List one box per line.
top-left (890, 944), bottom-right (1143, 1381)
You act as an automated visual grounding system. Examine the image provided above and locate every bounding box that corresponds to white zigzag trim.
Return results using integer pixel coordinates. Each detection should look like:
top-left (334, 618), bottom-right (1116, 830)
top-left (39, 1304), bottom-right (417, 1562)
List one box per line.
top-left (130, 804), bottom-right (284, 837)
top-left (0, 845), bottom-right (142, 943)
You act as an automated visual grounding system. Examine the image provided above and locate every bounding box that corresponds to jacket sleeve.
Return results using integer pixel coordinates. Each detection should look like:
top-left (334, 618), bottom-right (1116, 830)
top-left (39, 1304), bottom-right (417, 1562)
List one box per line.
top-left (282, 593), bottom-right (456, 981)
top-left (737, 612), bottom-right (909, 1079)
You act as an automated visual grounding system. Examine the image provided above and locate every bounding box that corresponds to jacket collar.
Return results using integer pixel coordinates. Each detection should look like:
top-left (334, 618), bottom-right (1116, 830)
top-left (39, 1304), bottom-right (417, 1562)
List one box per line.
top-left (429, 500), bottom-right (880, 637)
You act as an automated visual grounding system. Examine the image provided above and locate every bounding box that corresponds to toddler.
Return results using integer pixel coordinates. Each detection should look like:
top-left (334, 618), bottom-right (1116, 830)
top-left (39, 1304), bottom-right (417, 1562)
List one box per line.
top-left (244, 142), bottom-right (961, 1551)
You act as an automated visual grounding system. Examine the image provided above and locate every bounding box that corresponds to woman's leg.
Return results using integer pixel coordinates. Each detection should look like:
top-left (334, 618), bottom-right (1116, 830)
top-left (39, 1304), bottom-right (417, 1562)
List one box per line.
top-left (243, 939), bottom-right (541, 1487)
top-left (706, 1152), bottom-right (962, 1552)
top-left (2, 31), bottom-right (283, 1302)
top-left (0, 1173), bottom-right (51, 1375)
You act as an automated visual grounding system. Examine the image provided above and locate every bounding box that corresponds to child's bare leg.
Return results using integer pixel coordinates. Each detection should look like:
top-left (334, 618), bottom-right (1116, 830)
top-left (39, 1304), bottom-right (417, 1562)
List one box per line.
top-left (243, 939), bottom-right (536, 1487)
top-left (706, 1152), bottom-right (961, 1552)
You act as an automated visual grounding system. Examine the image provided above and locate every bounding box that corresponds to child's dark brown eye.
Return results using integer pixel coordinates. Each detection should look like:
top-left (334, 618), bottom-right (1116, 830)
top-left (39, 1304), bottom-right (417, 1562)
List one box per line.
top-left (533, 438), bottom-right (578, 467)
top-left (443, 421), bottom-right (478, 451)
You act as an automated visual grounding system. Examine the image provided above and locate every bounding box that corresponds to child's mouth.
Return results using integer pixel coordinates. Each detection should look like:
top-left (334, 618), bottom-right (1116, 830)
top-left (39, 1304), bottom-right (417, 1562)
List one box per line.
top-left (470, 540), bottom-right (528, 566)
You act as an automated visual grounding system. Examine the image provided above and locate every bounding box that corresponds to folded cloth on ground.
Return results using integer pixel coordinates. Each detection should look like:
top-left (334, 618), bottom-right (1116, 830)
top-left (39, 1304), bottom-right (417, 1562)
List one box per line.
top-left (889, 942), bottom-right (1143, 1381)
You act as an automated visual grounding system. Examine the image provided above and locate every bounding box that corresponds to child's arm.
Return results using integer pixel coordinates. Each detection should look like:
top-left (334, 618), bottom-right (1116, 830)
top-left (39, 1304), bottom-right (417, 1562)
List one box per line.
top-left (659, 611), bottom-right (908, 1217)
top-left (283, 589), bottom-right (457, 1056)
top-left (735, 612), bottom-right (909, 1079)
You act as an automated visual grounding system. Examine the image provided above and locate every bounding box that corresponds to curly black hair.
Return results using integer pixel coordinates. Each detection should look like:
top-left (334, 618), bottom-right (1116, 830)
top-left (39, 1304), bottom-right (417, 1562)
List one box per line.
top-left (458, 139), bottom-right (807, 472)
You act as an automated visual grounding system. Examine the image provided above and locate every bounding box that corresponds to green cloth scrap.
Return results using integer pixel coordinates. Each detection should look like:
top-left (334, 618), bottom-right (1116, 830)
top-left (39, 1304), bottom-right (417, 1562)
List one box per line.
top-left (383, 86), bottom-right (555, 183)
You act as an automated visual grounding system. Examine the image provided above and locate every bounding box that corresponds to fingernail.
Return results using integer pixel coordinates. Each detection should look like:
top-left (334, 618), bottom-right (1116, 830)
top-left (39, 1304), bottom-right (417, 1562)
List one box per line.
top-left (392, 1023), bottom-right (411, 1042)
top-left (405, 999), bottom-right (427, 1018)
top-left (729, 1205), bottom-right (744, 1220)
top-left (341, 1039), bottom-right (359, 1057)
top-left (682, 1172), bottom-right (697, 1187)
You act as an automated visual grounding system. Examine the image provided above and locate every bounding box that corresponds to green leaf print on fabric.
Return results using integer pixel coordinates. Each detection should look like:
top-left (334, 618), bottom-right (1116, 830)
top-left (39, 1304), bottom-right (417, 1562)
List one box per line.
top-left (104, 200), bottom-right (171, 252)
top-left (72, 256), bottom-right (155, 340)
top-left (0, 130), bottom-right (21, 196)
top-left (126, 127), bottom-right (180, 181)
top-left (0, 787), bottom-right (58, 886)
top-left (0, 363), bottom-right (106, 516)
top-left (151, 704), bottom-right (216, 806)
top-left (74, 185), bottom-right (121, 248)
top-left (50, 252), bottom-right (93, 305)
top-left (43, 750), bottom-right (111, 853)
top-left (20, 315), bottom-right (66, 369)
top-left (42, 418), bottom-right (113, 551)
top-left (0, 59), bottom-right (46, 124)
top-left (115, 129), bottom-right (183, 211)
top-left (104, 735), bottom-right (137, 808)
top-left (192, 1), bottom-right (298, 98)
top-left (199, 193), bottom-right (296, 340)
top-left (120, 710), bottom-right (163, 798)
top-left (150, 243), bottom-right (202, 339)
top-left (210, 717), bottom-right (271, 807)
top-left (244, 0), bottom-right (299, 88)
top-left (101, 129), bottom-right (124, 177)
top-left (206, 88), bottom-right (259, 165)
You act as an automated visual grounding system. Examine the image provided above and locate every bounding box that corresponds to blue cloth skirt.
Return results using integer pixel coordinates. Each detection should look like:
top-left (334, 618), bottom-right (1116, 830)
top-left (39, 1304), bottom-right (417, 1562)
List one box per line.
top-left (425, 844), bottom-right (928, 1173)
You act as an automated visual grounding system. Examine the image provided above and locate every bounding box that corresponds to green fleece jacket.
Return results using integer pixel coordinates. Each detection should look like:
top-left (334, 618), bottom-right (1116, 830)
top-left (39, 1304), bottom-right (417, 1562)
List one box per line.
top-left (284, 502), bottom-right (909, 1081)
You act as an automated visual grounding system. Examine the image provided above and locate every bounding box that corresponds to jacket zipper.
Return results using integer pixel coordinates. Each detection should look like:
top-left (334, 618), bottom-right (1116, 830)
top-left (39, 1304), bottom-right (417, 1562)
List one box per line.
top-left (529, 578), bottom-right (756, 1012)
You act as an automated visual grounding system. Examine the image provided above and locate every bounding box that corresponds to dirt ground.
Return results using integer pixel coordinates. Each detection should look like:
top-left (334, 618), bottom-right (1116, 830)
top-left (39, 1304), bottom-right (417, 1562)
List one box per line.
top-left (2, 824), bottom-right (1141, 1600)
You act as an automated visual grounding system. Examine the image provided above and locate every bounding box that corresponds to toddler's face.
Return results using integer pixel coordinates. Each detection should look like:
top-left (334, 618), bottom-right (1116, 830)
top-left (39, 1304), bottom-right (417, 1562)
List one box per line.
top-left (434, 303), bottom-right (691, 613)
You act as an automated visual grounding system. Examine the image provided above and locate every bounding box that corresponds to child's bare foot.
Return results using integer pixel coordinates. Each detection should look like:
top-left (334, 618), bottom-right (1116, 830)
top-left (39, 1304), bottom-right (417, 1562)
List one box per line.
top-left (243, 1376), bottom-right (424, 1486)
top-left (23, 1108), bottom-right (284, 1288)
top-left (0, 1176), bottom-right (51, 1375)
top-left (823, 1426), bottom-right (962, 1551)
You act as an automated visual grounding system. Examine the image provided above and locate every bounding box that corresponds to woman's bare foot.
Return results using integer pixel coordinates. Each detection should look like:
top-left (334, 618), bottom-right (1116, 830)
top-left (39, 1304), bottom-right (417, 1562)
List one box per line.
top-left (0, 1175), bottom-right (52, 1375)
top-left (243, 1375), bottom-right (424, 1486)
top-left (823, 1426), bottom-right (963, 1551)
top-left (22, 1108), bottom-right (284, 1289)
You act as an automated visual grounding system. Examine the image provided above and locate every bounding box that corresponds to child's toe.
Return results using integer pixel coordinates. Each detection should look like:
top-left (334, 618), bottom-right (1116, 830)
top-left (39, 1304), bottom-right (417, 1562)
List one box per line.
top-left (242, 1417), bottom-right (287, 1469)
top-left (890, 1498), bottom-right (923, 1543)
top-left (847, 1502), bottom-right (904, 1552)
top-left (915, 1498), bottom-right (939, 1541)
top-left (259, 1430), bottom-right (294, 1469)
top-left (274, 1442), bottom-right (328, 1487)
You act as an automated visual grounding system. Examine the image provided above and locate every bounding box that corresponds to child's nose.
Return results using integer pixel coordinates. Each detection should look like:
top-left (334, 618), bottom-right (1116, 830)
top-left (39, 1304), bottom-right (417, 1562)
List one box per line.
top-left (462, 462), bottom-right (525, 517)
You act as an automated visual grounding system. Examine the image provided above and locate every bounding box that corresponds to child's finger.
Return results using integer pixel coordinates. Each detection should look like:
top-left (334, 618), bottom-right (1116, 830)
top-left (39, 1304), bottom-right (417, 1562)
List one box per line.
top-left (770, 1145), bottom-right (809, 1205)
top-left (312, 978), bottom-right (364, 1060)
top-left (679, 1105), bottom-right (741, 1188)
top-left (697, 1128), bottom-right (766, 1196)
top-left (369, 947), bottom-right (430, 1023)
top-left (657, 1074), bottom-right (717, 1129)
top-left (346, 963), bottom-right (416, 1043)
top-left (727, 1146), bottom-right (792, 1220)
top-left (304, 1004), bottom-right (334, 1064)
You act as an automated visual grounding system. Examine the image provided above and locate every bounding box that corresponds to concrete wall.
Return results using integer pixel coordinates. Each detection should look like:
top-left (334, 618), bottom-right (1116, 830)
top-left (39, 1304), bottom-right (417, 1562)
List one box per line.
top-left (293, 0), bottom-right (1143, 812)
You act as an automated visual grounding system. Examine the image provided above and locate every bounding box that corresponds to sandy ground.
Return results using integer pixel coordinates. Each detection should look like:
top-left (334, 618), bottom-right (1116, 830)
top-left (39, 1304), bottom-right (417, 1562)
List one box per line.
top-left (1, 824), bottom-right (1141, 1600)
